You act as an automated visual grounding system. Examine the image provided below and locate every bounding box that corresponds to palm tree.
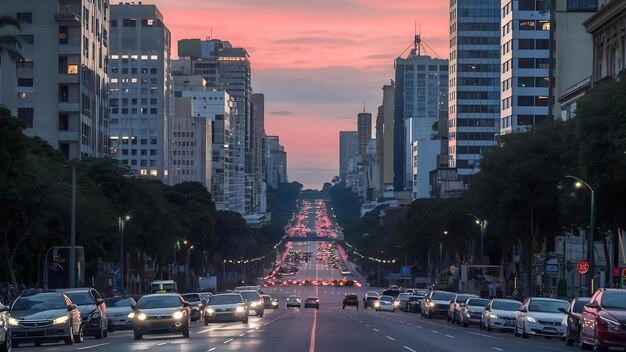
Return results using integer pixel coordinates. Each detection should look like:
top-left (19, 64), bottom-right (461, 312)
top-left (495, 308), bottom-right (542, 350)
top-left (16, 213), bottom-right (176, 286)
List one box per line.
top-left (0, 16), bottom-right (24, 64)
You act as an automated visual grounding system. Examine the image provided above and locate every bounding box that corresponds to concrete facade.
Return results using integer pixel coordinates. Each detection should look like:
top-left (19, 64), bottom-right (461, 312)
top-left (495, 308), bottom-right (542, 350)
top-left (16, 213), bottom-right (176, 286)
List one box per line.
top-left (339, 131), bottom-right (358, 181)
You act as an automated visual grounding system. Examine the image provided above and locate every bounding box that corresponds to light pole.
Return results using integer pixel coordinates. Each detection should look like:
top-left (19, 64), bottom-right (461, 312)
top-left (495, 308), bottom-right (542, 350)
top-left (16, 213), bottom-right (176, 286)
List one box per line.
top-left (186, 244), bottom-right (195, 291)
top-left (69, 164), bottom-right (77, 288)
top-left (566, 175), bottom-right (596, 295)
top-left (468, 214), bottom-right (487, 265)
top-left (119, 210), bottom-right (136, 296)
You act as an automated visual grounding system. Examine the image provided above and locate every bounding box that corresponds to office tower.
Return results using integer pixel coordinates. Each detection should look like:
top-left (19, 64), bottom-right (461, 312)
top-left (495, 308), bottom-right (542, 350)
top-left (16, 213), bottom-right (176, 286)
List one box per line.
top-left (382, 81), bottom-right (395, 190)
top-left (0, 0), bottom-right (110, 159)
top-left (178, 38), bottom-right (251, 213)
top-left (109, 3), bottom-right (171, 179)
top-left (250, 93), bottom-right (267, 213)
top-left (449, 0), bottom-right (501, 179)
top-left (394, 35), bottom-right (448, 191)
top-left (339, 131), bottom-right (358, 182)
top-left (501, 0), bottom-right (551, 134)
top-left (357, 111), bottom-right (372, 156)
top-left (266, 136), bottom-right (287, 189)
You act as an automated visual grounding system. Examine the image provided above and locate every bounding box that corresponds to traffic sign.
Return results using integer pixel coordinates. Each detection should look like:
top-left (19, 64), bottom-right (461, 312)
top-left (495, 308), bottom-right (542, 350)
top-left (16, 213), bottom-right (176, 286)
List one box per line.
top-left (577, 260), bottom-right (590, 275)
top-left (622, 268), bottom-right (626, 278)
top-left (546, 263), bottom-right (559, 274)
top-left (400, 266), bottom-right (411, 275)
top-left (449, 265), bottom-right (456, 274)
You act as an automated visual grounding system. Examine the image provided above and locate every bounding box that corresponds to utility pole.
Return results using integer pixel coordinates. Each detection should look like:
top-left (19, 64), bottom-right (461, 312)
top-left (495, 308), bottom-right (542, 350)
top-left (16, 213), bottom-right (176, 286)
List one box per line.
top-left (69, 164), bottom-right (76, 288)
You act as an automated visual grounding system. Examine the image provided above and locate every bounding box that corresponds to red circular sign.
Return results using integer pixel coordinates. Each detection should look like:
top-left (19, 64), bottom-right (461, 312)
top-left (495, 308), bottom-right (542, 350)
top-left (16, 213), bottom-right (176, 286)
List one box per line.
top-left (577, 260), bottom-right (590, 275)
top-left (622, 268), bottom-right (626, 278)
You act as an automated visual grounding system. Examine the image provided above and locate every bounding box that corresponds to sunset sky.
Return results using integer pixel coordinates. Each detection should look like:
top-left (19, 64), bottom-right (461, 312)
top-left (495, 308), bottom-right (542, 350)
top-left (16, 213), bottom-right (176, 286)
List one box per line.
top-left (153, 0), bottom-right (450, 189)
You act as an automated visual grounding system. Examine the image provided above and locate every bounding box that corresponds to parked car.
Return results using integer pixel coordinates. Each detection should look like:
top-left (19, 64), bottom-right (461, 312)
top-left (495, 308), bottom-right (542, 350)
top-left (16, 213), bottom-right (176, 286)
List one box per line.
top-left (9, 292), bottom-right (83, 347)
top-left (459, 297), bottom-right (490, 327)
top-left (481, 298), bottom-right (521, 331)
top-left (375, 295), bottom-right (395, 312)
top-left (129, 293), bottom-right (191, 340)
top-left (304, 297), bottom-right (319, 309)
top-left (514, 297), bottom-right (568, 339)
top-left (57, 288), bottom-right (108, 339)
top-left (363, 291), bottom-right (380, 309)
top-left (104, 297), bottom-right (136, 330)
top-left (343, 294), bottom-right (359, 309)
top-left (408, 295), bottom-right (425, 313)
top-left (204, 293), bottom-right (248, 324)
top-left (423, 290), bottom-right (455, 319)
top-left (0, 302), bottom-right (11, 352)
top-left (448, 294), bottom-right (476, 323)
top-left (180, 293), bottom-right (206, 322)
top-left (580, 288), bottom-right (626, 351)
top-left (558, 296), bottom-right (590, 346)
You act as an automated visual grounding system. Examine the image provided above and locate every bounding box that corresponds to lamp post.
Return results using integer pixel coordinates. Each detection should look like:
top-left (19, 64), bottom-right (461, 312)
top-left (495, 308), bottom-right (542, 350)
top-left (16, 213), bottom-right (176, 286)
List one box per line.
top-left (186, 244), bottom-right (195, 291)
top-left (468, 214), bottom-right (487, 265)
top-left (118, 210), bottom-right (136, 296)
top-left (566, 175), bottom-right (596, 295)
top-left (69, 164), bottom-right (77, 288)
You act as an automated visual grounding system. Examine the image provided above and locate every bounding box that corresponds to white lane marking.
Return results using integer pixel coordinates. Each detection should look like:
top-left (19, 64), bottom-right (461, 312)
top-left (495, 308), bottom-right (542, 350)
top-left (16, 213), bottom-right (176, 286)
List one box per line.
top-left (198, 329), bottom-right (210, 333)
top-left (404, 347), bottom-right (416, 352)
top-left (208, 348), bottom-right (216, 352)
top-left (492, 348), bottom-right (503, 352)
top-left (373, 328), bottom-right (379, 332)
top-left (365, 324), bottom-right (370, 327)
top-left (247, 329), bottom-right (254, 333)
top-left (431, 330), bottom-right (439, 333)
top-left (446, 335), bottom-right (455, 338)
top-left (224, 338), bottom-right (234, 344)
top-left (416, 325), bottom-right (423, 328)
top-left (157, 341), bottom-right (169, 346)
top-left (386, 336), bottom-right (395, 341)
top-left (239, 333), bottom-right (246, 337)
top-left (78, 343), bottom-right (111, 350)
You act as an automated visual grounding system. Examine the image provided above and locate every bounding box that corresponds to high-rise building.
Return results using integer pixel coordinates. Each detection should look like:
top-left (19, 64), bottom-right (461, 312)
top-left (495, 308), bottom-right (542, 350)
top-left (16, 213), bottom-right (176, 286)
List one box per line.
top-left (382, 82), bottom-right (395, 190)
top-left (357, 111), bottom-right (372, 156)
top-left (250, 93), bottom-right (267, 213)
top-left (500, 0), bottom-right (551, 135)
top-left (449, 0), bottom-right (501, 179)
top-left (394, 36), bottom-right (448, 191)
top-left (177, 38), bottom-right (252, 213)
top-left (266, 136), bottom-right (287, 189)
top-left (339, 131), bottom-right (358, 181)
top-left (109, 3), bottom-right (171, 179)
top-left (0, 0), bottom-right (110, 159)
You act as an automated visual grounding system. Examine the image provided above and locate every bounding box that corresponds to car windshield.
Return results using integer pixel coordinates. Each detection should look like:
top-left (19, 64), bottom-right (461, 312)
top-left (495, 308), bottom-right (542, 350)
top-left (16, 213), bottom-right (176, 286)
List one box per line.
top-left (398, 293), bottom-right (411, 299)
top-left (306, 298), bottom-right (317, 302)
top-left (367, 292), bottom-right (379, 297)
top-left (262, 296), bottom-right (271, 302)
top-left (528, 299), bottom-right (569, 313)
top-left (432, 292), bottom-right (455, 301)
top-left (492, 300), bottom-right (521, 311)
top-left (137, 296), bottom-right (182, 309)
top-left (382, 290), bottom-right (400, 297)
top-left (239, 291), bottom-right (260, 300)
top-left (572, 298), bottom-right (591, 312)
top-left (210, 295), bottom-right (243, 305)
top-left (104, 298), bottom-right (134, 307)
top-left (12, 294), bottom-right (67, 310)
top-left (181, 294), bottom-right (201, 302)
top-left (379, 296), bottom-right (393, 302)
top-left (467, 298), bottom-right (489, 307)
top-left (64, 292), bottom-right (94, 305)
top-left (601, 292), bottom-right (626, 309)
top-left (408, 296), bottom-right (422, 302)
top-left (455, 295), bottom-right (474, 304)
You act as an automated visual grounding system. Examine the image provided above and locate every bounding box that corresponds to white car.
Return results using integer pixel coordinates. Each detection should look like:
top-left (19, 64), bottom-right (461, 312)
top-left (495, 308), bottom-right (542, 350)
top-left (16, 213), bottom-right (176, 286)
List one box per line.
top-left (515, 297), bottom-right (568, 339)
top-left (375, 295), bottom-right (395, 312)
top-left (459, 297), bottom-right (490, 327)
top-left (481, 299), bottom-right (521, 331)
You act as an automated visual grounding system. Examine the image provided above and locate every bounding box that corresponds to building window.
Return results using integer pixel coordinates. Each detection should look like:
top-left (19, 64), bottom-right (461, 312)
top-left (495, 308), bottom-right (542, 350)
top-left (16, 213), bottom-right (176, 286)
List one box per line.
top-left (59, 26), bottom-right (68, 44)
top-left (18, 78), bottom-right (33, 87)
top-left (58, 114), bottom-right (69, 131)
top-left (16, 12), bottom-right (32, 24)
top-left (567, 0), bottom-right (598, 11)
top-left (17, 35), bottom-right (34, 45)
top-left (67, 64), bottom-right (79, 74)
top-left (519, 39), bottom-right (535, 50)
top-left (17, 108), bottom-right (34, 127)
top-left (519, 20), bottom-right (535, 30)
top-left (122, 19), bottom-right (136, 27)
top-left (17, 92), bottom-right (27, 99)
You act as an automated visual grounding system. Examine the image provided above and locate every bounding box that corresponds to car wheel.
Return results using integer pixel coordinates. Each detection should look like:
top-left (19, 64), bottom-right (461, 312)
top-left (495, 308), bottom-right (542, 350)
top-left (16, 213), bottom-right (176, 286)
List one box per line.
top-left (95, 326), bottom-right (104, 339)
top-left (514, 322), bottom-right (520, 337)
top-left (108, 324), bottom-right (115, 333)
top-left (133, 331), bottom-right (143, 340)
top-left (74, 326), bottom-right (84, 344)
top-left (593, 340), bottom-right (609, 352)
top-left (1, 331), bottom-right (10, 352)
top-left (342, 305), bottom-right (345, 309)
top-left (65, 335), bottom-right (74, 345)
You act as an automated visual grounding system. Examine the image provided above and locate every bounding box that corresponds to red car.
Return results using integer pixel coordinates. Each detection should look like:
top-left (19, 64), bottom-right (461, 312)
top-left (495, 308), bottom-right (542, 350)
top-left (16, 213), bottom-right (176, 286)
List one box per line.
top-left (580, 288), bottom-right (626, 352)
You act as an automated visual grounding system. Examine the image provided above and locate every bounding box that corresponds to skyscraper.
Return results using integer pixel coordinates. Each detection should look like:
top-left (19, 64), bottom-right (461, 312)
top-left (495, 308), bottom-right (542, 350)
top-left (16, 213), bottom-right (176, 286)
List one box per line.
top-left (382, 81), bottom-right (395, 190)
top-left (448, 0), bottom-right (501, 179)
top-left (501, 0), bottom-right (551, 134)
top-left (0, 0), bottom-right (109, 159)
top-left (339, 131), bottom-right (358, 181)
top-left (109, 3), bottom-right (171, 179)
top-left (250, 93), bottom-right (267, 213)
top-left (266, 136), bottom-right (287, 189)
top-left (394, 36), bottom-right (448, 191)
top-left (357, 111), bottom-right (372, 156)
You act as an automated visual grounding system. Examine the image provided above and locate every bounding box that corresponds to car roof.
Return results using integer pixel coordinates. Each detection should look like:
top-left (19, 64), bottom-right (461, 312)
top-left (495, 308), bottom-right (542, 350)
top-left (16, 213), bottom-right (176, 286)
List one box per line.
top-left (305, 297), bottom-right (318, 299)
top-left (529, 297), bottom-right (568, 302)
top-left (141, 293), bottom-right (181, 298)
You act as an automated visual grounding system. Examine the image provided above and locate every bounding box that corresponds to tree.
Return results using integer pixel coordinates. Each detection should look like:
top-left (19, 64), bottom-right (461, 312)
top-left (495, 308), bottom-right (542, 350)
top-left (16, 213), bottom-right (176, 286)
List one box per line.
top-left (0, 16), bottom-right (24, 64)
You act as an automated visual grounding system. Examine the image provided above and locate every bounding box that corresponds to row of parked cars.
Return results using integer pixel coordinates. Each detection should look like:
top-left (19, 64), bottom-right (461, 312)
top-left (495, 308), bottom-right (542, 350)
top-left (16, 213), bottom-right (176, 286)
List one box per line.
top-left (364, 286), bottom-right (626, 352)
top-left (0, 285), bottom-right (283, 348)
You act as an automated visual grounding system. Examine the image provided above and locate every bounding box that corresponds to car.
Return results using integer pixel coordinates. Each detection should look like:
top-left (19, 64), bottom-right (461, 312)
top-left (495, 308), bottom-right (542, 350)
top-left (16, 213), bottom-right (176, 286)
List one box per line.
top-left (558, 296), bottom-right (590, 346)
top-left (375, 295), bottom-right (395, 312)
top-left (233, 285), bottom-right (263, 294)
top-left (237, 290), bottom-right (264, 317)
top-left (363, 291), bottom-right (380, 309)
top-left (343, 294), bottom-right (359, 309)
top-left (304, 297), bottom-right (319, 309)
top-left (580, 288), bottom-right (626, 351)
top-left (423, 290), bottom-right (456, 319)
top-left (514, 297), bottom-right (568, 339)
top-left (0, 302), bottom-right (11, 352)
top-left (407, 295), bottom-right (425, 313)
top-left (58, 288), bottom-right (108, 339)
top-left (204, 293), bottom-right (249, 324)
top-left (104, 297), bottom-right (136, 330)
top-left (396, 293), bottom-right (412, 312)
top-left (480, 298), bottom-right (521, 331)
top-left (459, 297), bottom-right (490, 327)
top-left (129, 293), bottom-right (191, 340)
top-left (286, 296), bottom-right (301, 308)
top-left (9, 292), bottom-right (83, 347)
top-left (180, 293), bottom-right (206, 322)
top-left (448, 294), bottom-right (476, 323)
top-left (198, 292), bottom-right (212, 303)
top-left (382, 288), bottom-right (401, 300)
top-left (261, 295), bottom-right (278, 309)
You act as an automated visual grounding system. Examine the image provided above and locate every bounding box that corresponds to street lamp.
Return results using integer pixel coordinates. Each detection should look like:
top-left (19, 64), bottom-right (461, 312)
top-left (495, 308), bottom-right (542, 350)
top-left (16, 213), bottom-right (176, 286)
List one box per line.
top-left (566, 175), bottom-right (596, 294)
top-left (186, 244), bottom-right (195, 291)
top-left (468, 214), bottom-right (487, 265)
top-left (119, 209), bottom-right (137, 296)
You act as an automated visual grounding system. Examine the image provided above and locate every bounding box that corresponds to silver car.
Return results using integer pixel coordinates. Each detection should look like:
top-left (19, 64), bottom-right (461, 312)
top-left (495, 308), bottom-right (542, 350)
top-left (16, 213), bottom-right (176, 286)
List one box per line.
top-left (481, 299), bottom-right (521, 331)
top-left (204, 294), bottom-right (248, 324)
top-left (104, 297), bottom-right (136, 330)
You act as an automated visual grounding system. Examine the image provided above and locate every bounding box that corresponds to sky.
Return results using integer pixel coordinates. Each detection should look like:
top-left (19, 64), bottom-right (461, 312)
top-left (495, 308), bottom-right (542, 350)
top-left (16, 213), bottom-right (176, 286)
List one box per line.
top-left (153, 0), bottom-right (450, 189)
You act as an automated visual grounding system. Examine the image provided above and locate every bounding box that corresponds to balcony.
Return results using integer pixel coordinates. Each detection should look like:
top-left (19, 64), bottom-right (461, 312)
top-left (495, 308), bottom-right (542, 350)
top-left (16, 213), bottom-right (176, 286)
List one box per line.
top-left (58, 101), bottom-right (80, 112)
top-left (58, 130), bottom-right (80, 142)
top-left (55, 13), bottom-right (81, 25)
top-left (58, 44), bottom-right (80, 56)
top-left (58, 73), bottom-right (79, 84)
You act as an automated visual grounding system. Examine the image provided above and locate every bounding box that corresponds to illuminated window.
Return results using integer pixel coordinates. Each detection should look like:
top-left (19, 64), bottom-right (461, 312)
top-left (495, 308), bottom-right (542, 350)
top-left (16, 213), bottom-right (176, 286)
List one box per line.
top-left (111, 78), bottom-right (118, 83)
top-left (139, 169), bottom-right (147, 175)
top-left (150, 55), bottom-right (158, 60)
top-left (111, 55), bottom-right (119, 59)
top-left (141, 55), bottom-right (148, 60)
top-left (67, 64), bottom-right (78, 74)
top-left (131, 78), bottom-right (138, 83)
top-left (131, 55), bottom-right (138, 60)
top-left (121, 55), bottom-right (129, 59)
top-left (150, 170), bottom-right (158, 177)
top-left (17, 92), bottom-right (27, 99)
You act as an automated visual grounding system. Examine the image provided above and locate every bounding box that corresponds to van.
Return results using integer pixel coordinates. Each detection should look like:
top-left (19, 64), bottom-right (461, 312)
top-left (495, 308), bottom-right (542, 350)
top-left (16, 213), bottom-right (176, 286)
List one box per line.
top-left (150, 280), bottom-right (177, 293)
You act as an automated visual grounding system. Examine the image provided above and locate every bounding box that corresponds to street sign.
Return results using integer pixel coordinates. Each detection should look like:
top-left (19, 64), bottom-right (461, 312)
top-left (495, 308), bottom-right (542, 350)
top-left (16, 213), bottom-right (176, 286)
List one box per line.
top-left (449, 265), bottom-right (456, 274)
top-left (577, 260), bottom-right (590, 275)
top-left (546, 263), bottom-right (559, 274)
top-left (400, 266), bottom-right (411, 275)
top-left (622, 268), bottom-right (626, 278)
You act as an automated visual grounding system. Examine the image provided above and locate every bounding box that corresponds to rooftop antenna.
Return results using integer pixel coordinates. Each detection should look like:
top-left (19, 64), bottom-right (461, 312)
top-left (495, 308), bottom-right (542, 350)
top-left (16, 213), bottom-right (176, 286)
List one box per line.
top-left (363, 100), bottom-right (366, 113)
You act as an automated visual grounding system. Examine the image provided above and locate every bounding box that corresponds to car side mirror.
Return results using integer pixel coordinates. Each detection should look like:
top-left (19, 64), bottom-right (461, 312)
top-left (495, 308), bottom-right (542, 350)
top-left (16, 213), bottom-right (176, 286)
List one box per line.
top-left (585, 301), bottom-right (600, 309)
top-left (183, 301), bottom-right (190, 308)
top-left (68, 304), bottom-right (77, 311)
top-left (96, 298), bottom-right (105, 306)
top-left (558, 307), bottom-right (569, 315)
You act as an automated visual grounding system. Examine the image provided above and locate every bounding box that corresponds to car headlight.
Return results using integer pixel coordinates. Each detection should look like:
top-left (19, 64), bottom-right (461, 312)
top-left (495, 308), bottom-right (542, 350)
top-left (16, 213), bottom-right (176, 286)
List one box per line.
top-left (53, 316), bottom-right (69, 325)
top-left (393, 301), bottom-right (400, 307)
top-left (526, 316), bottom-right (537, 323)
top-left (137, 313), bottom-right (147, 321)
top-left (172, 311), bottom-right (184, 320)
top-left (127, 312), bottom-right (136, 319)
top-left (90, 312), bottom-right (100, 319)
top-left (235, 306), bottom-right (245, 313)
top-left (250, 302), bottom-right (258, 307)
top-left (205, 307), bottom-right (215, 314)
top-left (488, 313), bottom-right (498, 319)
top-left (8, 317), bottom-right (19, 326)
top-left (429, 302), bottom-right (435, 307)
top-left (600, 316), bottom-right (621, 331)
top-left (374, 302), bottom-right (380, 308)
top-left (271, 301), bottom-right (278, 306)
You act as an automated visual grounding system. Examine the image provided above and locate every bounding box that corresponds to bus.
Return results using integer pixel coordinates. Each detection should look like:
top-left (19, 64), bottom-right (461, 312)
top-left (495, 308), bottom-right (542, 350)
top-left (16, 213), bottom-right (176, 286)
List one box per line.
top-left (150, 280), bottom-right (177, 293)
